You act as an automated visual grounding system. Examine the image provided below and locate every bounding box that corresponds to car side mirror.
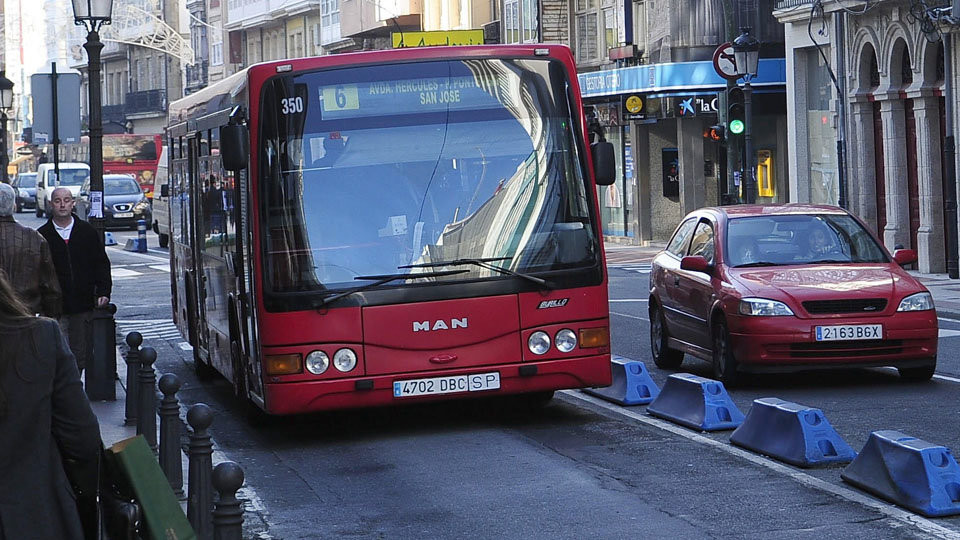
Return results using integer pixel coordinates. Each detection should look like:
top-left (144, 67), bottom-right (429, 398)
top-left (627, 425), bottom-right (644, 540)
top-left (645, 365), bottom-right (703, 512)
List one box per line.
top-left (680, 255), bottom-right (712, 273)
top-left (160, 184), bottom-right (169, 198)
top-left (893, 249), bottom-right (917, 267)
top-left (591, 141), bottom-right (616, 186)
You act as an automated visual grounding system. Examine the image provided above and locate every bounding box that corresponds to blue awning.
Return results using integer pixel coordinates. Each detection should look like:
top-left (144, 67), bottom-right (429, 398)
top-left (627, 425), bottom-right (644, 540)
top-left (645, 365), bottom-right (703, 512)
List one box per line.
top-left (578, 58), bottom-right (787, 98)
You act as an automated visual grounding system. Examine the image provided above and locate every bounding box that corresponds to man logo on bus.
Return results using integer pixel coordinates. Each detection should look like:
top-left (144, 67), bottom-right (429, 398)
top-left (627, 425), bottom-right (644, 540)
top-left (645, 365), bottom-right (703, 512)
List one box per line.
top-left (413, 318), bottom-right (468, 332)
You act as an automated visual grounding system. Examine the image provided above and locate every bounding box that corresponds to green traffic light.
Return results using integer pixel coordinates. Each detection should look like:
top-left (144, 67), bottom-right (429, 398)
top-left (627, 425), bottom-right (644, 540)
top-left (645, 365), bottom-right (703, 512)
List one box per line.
top-left (729, 119), bottom-right (744, 135)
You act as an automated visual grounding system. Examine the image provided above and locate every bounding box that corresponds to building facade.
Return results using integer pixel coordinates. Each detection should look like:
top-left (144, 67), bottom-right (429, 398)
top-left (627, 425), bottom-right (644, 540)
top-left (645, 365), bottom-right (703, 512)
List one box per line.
top-left (775, 0), bottom-right (952, 273)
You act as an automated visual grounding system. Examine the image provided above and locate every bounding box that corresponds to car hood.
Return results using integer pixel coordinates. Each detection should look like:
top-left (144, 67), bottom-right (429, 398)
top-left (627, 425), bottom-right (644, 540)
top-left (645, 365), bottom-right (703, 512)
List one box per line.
top-left (727, 264), bottom-right (924, 304)
top-left (104, 194), bottom-right (144, 205)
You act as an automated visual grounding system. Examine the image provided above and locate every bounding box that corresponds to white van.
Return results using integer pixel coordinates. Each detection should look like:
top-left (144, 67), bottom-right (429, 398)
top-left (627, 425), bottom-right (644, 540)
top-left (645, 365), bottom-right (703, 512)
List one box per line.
top-left (151, 145), bottom-right (170, 248)
top-left (34, 162), bottom-right (91, 218)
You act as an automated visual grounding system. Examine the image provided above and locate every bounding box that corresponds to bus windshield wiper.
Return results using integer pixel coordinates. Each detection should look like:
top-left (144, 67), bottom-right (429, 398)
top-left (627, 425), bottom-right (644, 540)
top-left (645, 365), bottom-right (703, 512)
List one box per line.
top-left (314, 270), bottom-right (468, 308)
top-left (399, 257), bottom-right (550, 288)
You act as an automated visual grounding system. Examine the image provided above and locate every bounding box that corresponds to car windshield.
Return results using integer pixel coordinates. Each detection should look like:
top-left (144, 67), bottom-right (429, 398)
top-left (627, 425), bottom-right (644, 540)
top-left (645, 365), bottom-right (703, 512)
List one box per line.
top-left (726, 214), bottom-right (889, 267)
top-left (53, 169), bottom-right (89, 187)
top-left (259, 57), bottom-right (598, 295)
top-left (104, 177), bottom-right (141, 195)
top-left (17, 174), bottom-right (36, 187)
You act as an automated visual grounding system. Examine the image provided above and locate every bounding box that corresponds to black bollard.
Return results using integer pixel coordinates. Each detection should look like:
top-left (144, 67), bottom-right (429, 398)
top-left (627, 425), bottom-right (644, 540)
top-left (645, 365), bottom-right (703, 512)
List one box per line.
top-left (187, 403), bottom-right (214, 540)
top-left (124, 332), bottom-right (142, 426)
top-left (158, 373), bottom-right (185, 499)
top-left (86, 303), bottom-right (117, 400)
top-left (136, 347), bottom-right (158, 453)
top-left (212, 461), bottom-right (245, 540)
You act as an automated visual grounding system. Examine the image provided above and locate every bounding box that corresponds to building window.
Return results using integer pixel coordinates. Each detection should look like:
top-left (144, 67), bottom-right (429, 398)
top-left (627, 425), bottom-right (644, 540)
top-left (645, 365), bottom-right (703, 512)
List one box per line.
top-left (504, 0), bottom-right (537, 44)
top-left (805, 47), bottom-right (838, 205)
top-left (321, 0), bottom-right (341, 45)
top-left (211, 40), bottom-right (223, 66)
top-left (576, 0), bottom-right (617, 64)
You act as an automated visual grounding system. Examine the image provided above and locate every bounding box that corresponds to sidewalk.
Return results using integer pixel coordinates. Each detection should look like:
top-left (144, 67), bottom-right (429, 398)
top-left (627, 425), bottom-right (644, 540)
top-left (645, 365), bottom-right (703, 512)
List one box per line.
top-left (602, 241), bottom-right (960, 318)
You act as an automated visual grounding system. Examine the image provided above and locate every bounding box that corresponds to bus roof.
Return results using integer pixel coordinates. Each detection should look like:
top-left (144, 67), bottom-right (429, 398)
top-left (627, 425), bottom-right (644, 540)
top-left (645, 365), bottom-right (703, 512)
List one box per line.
top-left (168, 68), bottom-right (248, 126)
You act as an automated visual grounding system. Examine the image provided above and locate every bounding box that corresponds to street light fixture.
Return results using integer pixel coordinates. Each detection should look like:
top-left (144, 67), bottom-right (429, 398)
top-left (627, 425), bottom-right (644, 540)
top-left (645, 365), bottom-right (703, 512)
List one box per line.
top-left (72, 0), bottom-right (113, 243)
top-left (733, 27), bottom-right (760, 204)
top-left (0, 71), bottom-right (14, 185)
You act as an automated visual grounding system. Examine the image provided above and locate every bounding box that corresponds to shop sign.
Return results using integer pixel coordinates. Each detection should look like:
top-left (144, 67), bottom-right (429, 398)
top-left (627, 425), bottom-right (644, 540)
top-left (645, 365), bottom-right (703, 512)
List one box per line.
top-left (673, 95), bottom-right (719, 117)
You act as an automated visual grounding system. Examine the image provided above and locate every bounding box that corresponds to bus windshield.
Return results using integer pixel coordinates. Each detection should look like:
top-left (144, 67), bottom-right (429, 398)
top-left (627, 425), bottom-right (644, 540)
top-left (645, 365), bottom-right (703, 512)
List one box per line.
top-left (259, 57), bottom-right (599, 294)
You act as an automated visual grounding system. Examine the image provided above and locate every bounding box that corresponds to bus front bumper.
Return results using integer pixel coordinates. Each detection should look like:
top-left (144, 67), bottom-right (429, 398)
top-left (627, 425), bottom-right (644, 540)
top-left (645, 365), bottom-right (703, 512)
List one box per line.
top-left (260, 354), bottom-right (612, 415)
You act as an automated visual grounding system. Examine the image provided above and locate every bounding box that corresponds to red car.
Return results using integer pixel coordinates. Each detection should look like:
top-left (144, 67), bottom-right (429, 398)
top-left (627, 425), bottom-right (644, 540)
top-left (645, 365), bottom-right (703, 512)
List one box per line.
top-left (649, 204), bottom-right (938, 385)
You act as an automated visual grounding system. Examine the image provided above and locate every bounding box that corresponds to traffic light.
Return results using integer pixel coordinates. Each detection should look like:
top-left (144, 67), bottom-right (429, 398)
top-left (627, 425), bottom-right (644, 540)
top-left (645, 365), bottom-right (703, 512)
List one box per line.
top-left (727, 87), bottom-right (745, 136)
top-left (703, 124), bottom-right (725, 143)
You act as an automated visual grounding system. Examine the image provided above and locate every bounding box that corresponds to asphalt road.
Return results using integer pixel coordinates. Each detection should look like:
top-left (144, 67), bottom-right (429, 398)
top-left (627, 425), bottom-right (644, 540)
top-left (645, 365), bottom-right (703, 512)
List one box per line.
top-left (16, 209), bottom-right (959, 540)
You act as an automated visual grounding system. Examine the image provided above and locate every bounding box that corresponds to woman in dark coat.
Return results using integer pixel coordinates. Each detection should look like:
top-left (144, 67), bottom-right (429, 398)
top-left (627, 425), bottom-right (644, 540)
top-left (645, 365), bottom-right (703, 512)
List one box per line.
top-left (0, 270), bottom-right (101, 539)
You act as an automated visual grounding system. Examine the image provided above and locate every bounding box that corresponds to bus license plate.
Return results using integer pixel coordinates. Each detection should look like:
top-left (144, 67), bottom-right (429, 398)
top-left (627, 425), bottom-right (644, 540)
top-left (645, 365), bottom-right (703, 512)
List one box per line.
top-left (114, 212), bottom-right (134, 218)
top-left (815, 324), bottom-right (882, 341)
top-left (393, 372), bottom-right (500, 398)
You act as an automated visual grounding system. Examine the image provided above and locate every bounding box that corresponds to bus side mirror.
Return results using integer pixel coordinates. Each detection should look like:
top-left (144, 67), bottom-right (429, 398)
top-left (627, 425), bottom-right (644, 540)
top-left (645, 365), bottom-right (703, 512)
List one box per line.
top-left (160, 184), bottom-right (169, 198)
top-left (220, 124), bottom-right (249, 171)
top-left (591, 141), bottom-right (615, 186)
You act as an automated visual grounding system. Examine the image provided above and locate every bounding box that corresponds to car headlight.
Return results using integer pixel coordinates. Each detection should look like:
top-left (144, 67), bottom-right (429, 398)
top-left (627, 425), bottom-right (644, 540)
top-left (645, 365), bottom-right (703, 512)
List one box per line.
top-left (305, 350), bottom-right (329, 374)
top-left (739, 298), bottom-right (795, 316)
top-left (333, 348), bottom-right (357, 372)
top-left (897, 292), bottom-right (934, 312)
top-left (134, 199), bottom-right (150, 212)
top-left (528, 331), bottom-right (550, 355)
top-left (555, 329), bottom-right (577, 352)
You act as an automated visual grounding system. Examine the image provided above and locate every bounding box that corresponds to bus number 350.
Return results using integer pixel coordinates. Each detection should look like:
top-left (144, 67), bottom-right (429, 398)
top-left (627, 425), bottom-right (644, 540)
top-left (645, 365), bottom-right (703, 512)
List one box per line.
top-left (281, 97), bottom-right (304, 114)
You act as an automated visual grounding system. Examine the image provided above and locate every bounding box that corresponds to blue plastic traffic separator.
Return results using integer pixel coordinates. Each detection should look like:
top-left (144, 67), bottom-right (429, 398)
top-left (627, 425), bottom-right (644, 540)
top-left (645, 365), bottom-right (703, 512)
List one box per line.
top-left (645, 373), bottom-right (744, 431)
top-left (583, 356), bottom-right (660, 406)
top-left (104, 231), bottom-right (117, 246)
top-left (136, 219), bottom-right (148, 253)
top-left (841, 430), bottom-right (960, 517)
top-left (729, 398), bottom-right (856, 467)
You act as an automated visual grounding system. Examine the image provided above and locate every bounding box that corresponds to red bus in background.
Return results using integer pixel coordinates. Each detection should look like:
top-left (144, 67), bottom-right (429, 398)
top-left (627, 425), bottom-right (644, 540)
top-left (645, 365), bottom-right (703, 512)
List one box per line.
top-left (60, 134), bottom-right (163, 197)
top-left (165, 45), bottom-right (616, 417)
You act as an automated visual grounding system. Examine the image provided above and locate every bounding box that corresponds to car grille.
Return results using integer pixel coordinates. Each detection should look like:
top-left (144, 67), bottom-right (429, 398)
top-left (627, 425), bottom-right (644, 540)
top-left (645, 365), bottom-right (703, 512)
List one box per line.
top-left (785, 339), bottom-right (903, 359)
top-left (802, 298), bottom-right (887, 314)
top-left (114, 203), bottom-right (132, 212)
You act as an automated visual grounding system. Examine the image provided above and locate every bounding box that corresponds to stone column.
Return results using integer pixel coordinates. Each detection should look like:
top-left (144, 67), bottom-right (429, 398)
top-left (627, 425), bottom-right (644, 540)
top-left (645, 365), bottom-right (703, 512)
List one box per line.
top-left (677, 117), bottom-right (705, 213)
top-left (909, 91), bottom-right (946, 272)
top-left (876, 92), bottom-right (910, 251)
top-left (632, 123), bottom-right (653, 244)
top-left (849, 95), bottom-right (878, 233)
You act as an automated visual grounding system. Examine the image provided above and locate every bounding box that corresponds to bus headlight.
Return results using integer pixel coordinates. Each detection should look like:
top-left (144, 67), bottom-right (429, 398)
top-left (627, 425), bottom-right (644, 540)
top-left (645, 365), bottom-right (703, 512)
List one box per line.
top-left (528, 331), bottom-right (550, 355)
top-left (333, 348), bottom-right (357, 372)
top-left (305, 351), bottom-right (329, 374)
top-left (555, 329), bottom-right (577, 352)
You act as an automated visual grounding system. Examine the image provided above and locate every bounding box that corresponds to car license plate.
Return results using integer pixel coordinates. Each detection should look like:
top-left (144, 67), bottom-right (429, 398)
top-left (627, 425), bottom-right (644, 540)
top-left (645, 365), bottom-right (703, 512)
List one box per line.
top-left (815, 324), bottom-right (883, 341)
top-left (114, 212), bottom-right (134, 218)
top-left (393, 372), bottom-right (501, 398)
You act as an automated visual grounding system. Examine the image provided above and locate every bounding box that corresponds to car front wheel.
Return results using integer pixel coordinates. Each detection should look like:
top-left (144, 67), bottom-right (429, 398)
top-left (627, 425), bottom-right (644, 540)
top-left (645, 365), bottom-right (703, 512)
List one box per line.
top-left (898, 359), bottom-right (936, 381)
top-left (650, 301), bottom-right (683, 369)
top-left (712, 317), bottom-right (740, 387)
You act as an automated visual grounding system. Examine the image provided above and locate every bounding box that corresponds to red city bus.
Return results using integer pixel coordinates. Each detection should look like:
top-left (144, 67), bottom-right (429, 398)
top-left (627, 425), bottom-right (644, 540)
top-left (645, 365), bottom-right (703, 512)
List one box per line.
top-left (165, 45), bottom-right (616, 415)
top-left (61, 134), bottom-right (163, 197)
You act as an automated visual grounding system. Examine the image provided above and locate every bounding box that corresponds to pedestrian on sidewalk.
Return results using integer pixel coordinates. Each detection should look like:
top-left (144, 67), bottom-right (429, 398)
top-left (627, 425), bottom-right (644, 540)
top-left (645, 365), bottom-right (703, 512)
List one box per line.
top-left (0, 269), bottom-right (101, 540)
top-left (0, 182), bottom-right (62, 317)
top-left (38, 187), bottom-right (112, 374)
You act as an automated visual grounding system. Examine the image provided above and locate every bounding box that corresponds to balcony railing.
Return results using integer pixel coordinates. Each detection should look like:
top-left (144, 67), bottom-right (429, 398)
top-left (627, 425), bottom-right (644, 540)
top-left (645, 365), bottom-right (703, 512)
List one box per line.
top-left (125, 89), bottom-right (167, 115)
top-left (775, 0), bottom-right (812, 8)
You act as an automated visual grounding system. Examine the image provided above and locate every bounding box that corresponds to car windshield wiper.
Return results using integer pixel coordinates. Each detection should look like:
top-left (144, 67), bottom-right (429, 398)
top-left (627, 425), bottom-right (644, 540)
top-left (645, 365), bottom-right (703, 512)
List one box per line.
top-left (806, 258), bottom-right (850, 264)
top-left (734, 261), bottom-right (782, 268)
top-left (399, 257), bottom-right (550, 288)
top-left (314, 269), bottom-right (468, 308)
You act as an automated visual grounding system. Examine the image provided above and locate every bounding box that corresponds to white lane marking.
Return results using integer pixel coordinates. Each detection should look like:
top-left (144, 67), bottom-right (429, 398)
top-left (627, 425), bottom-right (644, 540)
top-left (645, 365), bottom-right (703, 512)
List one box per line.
top-left (878, 366), bottom-right (960, 384)
top-left (562, 390), bottom-right (960, 539)
top-left (609, 299), bottom-right (648, 303)
top-left (178, 342), bottom-right (193, 351)
top-left (149, 264), bottom-right (171, 272)
top-left (107, 247), bottom-right (169, 262)
top-left (610, 311), bottom-right (649, 322)
top-left (112, 268), bottom-right (141, 277)
top-left (939, 329), bottom-right (960, 338)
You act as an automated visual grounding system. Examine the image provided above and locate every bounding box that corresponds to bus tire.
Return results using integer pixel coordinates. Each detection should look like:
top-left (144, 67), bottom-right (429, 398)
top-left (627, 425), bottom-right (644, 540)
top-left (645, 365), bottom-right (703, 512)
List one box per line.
top-left (158, 233), bottom-right (169, 248)
top-left (515, 390), bottom-right (554, 409)
top-left (193, 348), bottom-right (218, 381)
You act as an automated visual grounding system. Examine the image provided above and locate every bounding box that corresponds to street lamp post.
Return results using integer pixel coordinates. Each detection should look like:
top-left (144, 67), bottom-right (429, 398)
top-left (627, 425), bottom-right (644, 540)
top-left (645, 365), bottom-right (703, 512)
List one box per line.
top-left (0, 72), bottom-right (14, 185)
top-left (72, 0), bottom-right (113, 243)
top-left (733, 27), bottom-right (760, 204)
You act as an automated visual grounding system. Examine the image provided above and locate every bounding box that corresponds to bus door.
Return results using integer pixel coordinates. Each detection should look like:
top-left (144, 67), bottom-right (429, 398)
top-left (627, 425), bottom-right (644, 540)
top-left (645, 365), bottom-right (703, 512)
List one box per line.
top-left (188, 134), bottom-right (210, 357)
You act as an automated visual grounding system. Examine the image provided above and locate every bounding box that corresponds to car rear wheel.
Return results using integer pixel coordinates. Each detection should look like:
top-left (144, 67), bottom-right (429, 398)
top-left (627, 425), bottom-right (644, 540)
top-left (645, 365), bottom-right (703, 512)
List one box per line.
top-left (158, 233), bottom-right (169, 248)
top-left (898, 359), bottom-right (936, 381)
top-left (650, 301), bottom-right (683, 369)
top-left (712, 317), bottom-right (740, 387)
